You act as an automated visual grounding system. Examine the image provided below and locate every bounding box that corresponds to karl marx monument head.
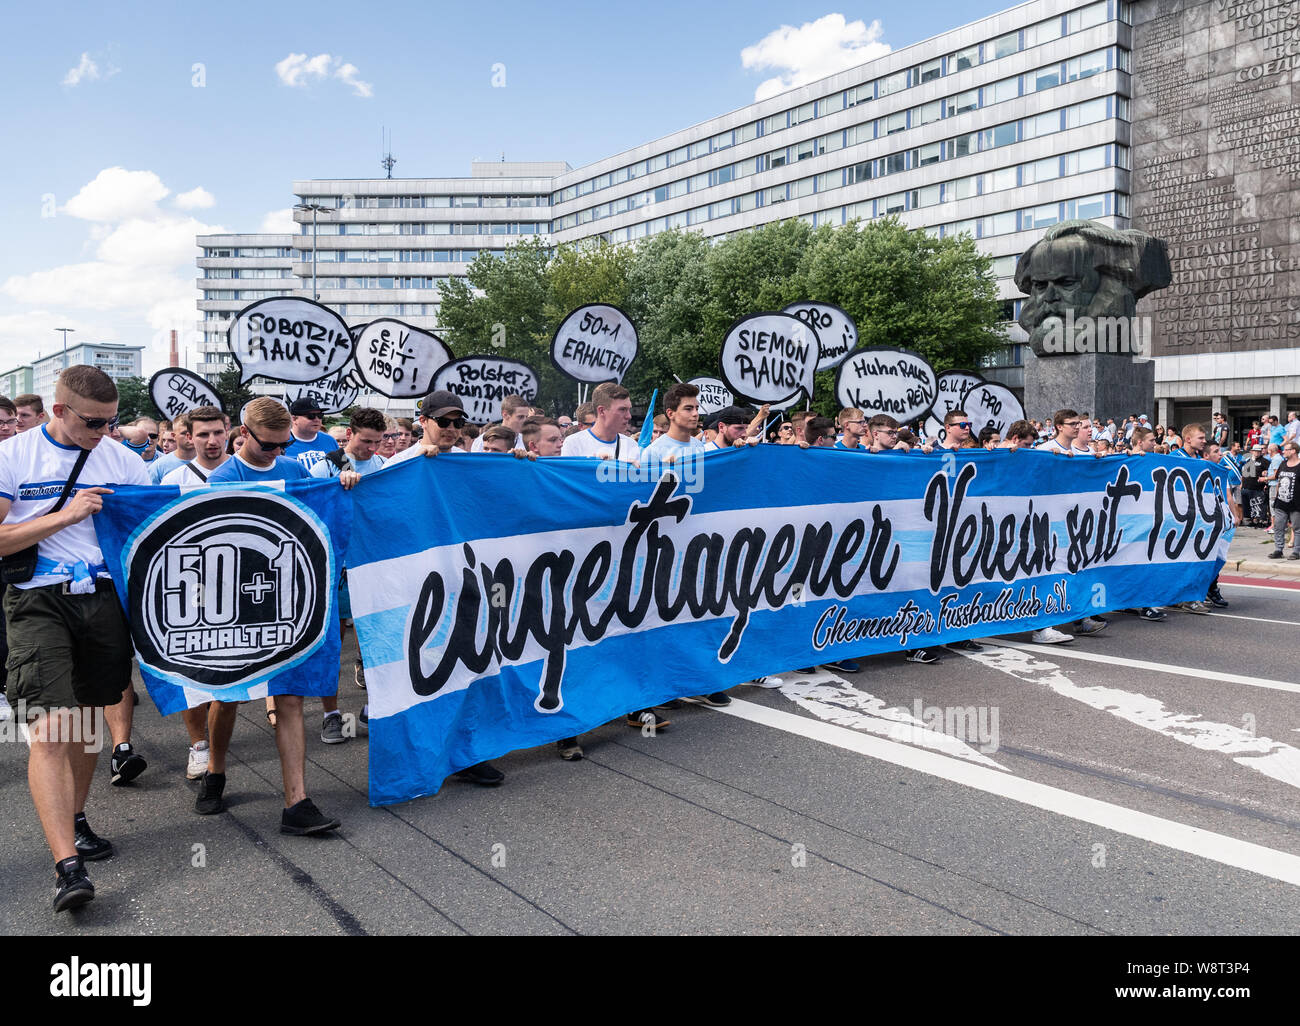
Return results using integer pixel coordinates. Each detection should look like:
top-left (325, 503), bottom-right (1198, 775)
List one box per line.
top-left (1014, 220), bottom-right (1171, 357)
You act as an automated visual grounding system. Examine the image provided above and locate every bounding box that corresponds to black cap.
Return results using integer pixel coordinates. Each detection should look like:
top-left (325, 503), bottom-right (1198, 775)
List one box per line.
top-left (419, 389), bottom-right (466, 420)
top-left (715, 405), bottom-right (751, 426)
top-left (289, 397), bottom-right (324, 416)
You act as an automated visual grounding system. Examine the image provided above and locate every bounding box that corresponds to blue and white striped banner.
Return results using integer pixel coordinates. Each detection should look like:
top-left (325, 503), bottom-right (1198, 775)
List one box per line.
top-left (349, 448), bottom-right (1233, 806)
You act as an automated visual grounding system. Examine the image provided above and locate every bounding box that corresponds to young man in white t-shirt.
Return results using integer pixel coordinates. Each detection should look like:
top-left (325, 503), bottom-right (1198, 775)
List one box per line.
top-left (643, 382), bottom-right (707, 463)
top-left (0, 365), bottom-right (151, 912)
top-left (156, 406), bottom-right (231, 779)
top-left (469, 394), bottom-right (529, 452)
top-left (521, 416), bottom-right (565, 458)
top-left (560, 382), bottom-right (641, 462)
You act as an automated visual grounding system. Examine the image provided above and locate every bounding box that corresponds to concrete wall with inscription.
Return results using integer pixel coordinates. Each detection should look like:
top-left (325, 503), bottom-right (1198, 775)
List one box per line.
top-left (1131, 0), bottom-right (1300, 359)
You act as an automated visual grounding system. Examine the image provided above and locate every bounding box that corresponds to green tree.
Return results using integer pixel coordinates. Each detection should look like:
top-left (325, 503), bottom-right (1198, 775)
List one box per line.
top-left (211, 367), bottom-right (256, 418)
top-left (114, 375), bottom-right (158, 422)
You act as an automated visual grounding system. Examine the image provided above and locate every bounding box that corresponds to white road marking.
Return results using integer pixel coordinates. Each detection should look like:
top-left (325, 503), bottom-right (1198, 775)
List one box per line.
top-left (1205, 612), bottom-right (1300, 627)
top-left (964, 646), bottom-right (1300, 790)
top-left (755, 670), bottom-right (1006, 769)
top-left (718, 699), bottom-right (1300, 888)
top-left (984, 640), bottom-right (1300, 696)
top-left (1219, 581), bottom-right (1300, 592)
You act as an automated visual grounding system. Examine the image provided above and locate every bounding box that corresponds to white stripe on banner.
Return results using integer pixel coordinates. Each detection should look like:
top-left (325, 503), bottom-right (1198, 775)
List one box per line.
top-left (717, 699), bottom-right (1300, 888)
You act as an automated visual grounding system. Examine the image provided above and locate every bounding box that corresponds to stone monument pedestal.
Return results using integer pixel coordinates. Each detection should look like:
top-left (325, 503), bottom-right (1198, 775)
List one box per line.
top-left (1023, 349), bottom-right (1155, 422)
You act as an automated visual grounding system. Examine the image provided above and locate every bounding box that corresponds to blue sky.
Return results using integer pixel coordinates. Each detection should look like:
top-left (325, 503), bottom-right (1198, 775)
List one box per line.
top-left (0, 0), bottom-right (1009, 375)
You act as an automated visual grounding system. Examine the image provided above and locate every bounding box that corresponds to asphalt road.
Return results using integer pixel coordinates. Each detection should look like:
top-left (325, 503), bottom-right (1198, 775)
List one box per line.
top-left (3, 572), bottom-right (1300, 936)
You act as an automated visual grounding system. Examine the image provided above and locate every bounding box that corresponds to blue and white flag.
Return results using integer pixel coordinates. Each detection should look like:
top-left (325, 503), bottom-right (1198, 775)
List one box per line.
top-left (96, 480), bottom-right (350, 716)
top-left (348, 448), bottom-right (1233, 805)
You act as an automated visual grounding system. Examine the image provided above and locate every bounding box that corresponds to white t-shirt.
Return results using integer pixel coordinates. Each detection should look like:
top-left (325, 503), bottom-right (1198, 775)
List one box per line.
top-left (643, 434), bottom-right (706, 460)
top-left (1035, 438), bottom-right (1072, 455)
top-left (0, 426), bottom-right (150, 587)
top-left (560, 428), bottom-right (641, 463)
top-left (159, 457), bottom-right (231, 487)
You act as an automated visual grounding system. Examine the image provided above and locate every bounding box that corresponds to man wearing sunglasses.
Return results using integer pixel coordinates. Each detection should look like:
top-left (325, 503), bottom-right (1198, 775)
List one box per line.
top-left (0, 365), bottom-right (151, 912)
top-left (120, 417), bottom-right (160, 463)
top-left (202, 398), bottom-right (357, 835)
top-left (284, 397), bottom-right (339, 472)
top-left (0, 396), bottom-right (19, 443)
top-left (387, 389), bottom-right (469, 465)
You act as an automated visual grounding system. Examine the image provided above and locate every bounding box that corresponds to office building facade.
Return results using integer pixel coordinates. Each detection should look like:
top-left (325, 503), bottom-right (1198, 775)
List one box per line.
top-left (31, 343), bottom-right (143, 410)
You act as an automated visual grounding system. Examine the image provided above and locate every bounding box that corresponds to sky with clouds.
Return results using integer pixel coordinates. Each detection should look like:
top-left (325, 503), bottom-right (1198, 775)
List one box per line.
top-left (0, 0), bottom-right (1003, 376)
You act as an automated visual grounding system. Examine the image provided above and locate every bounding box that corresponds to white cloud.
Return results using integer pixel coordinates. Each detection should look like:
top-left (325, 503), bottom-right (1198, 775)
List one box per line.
top-left (174, 186), bottom-right (215, 210)
top-left (275, 52), bottom-right (373, 97)
top-left (741, 14), bottom-right (891, 101)
top-left (62, 52), bottom-right (99, 87)
top-left (0, 167), bottom-right (229, 368)
top-left (63, 167), bottom-right (169, 222)
top-left (259, 208), bottom-right (298, 234)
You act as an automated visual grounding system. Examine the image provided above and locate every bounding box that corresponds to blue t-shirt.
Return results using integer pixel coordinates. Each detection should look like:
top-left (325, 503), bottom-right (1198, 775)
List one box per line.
top-left (208, 454), bottom-right (309, 483)
top-left (309, 452), bottom-right (386, 478)
top-left (285, 432), bottom-right (339, 472)
top-left (148, 452), bottom-right (185, 484)
top-left (1269, 425), bottom-right (1286, 446)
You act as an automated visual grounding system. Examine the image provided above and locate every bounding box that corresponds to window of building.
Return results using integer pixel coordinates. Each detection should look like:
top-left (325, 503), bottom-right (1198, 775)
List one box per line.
top-left (917, 99), bottom-right (943, 126)
top-left (1068, 193), bottom-right (1108, 219)
top-left (990, 254), bottom-right (1019, 277)
top-left (1026, 17), bottom-right (1063, 46)
top-left (883, 151), bottom-right (907, 175)
top-left (1114, 144), bottom-right (1131, 169)
top-left (948, 89), bottom-right (979, 116)
top-left (1067, 48), bottom-right (1108, 81)
top-left (819, 93), bottom-right (845, 115)
top-left (1023, 156), bottom-right (1059, 184)
top-left (917, 58), bottom-right (942, 83)
top-left (989, 165), bottom-right (1018, 191)
top-left (917, 183), bottom-right (941, 207)
top-left (1117, 47), bottom-right (1132, 72)
top-left (948, 218), bottom-right (977, 237)
top-left (985, 210), bottom-right (1018, 235)
top-left (950, 45), bottom-right (979, 72)
top-left (794, 137), bottom-right (822, 161)
top-left (879, 192), bottom-right (904, 214)
top-left (1023, 110), bottom-right (1061, 138)
top-left (1115, 192), bottom-right (1131, 217)
top-left (846, 84), bottom-right (872, 108)
top-left (1029, 63), bottom-right (1061, 92)
top-left (988, 77), bottom-right (1019, 104)
top-left (950, 132), bottom-right (978, 158)
top-left (736, 121), bottom-right (759, 144)
top-left (790, 177), bottom-right (815, 199)
top-left (1023, 203), bottom-right (1060, 230)
top-left (1067, 1), bottom-right (1108, 32)
top-left (848, 200), bottom-right (874, 221)
top-left (1068, 97), bottom-right (1108, 128)
top-left (763, 112), bottom-right (787, 134)
top-left (885, 111), bottom-right (907, 134)
top-left (689, 172), bottom-right (710, 192)
top-left (846, 122), bottom-right (874, 146)
top-left (983, 121), bottom-right (1018, 148)
top-left (1068, 145), bottom-right (1107, 174)
top-left (992, 32), bottom-right (1020, 59)
top-left (878, 70), bottom-right (907, 96)
top-left (735, 191), bottom-right (757, 213)
top-left (791, 101), bottom-right (816, 126)
top-left (916, 141), bottom-right (942, 166)
top-left (948, 175), bottom-right (977, 200)
top-left (712, 130), bottom-right (734, 151)
top-left (847, 160), bottom-right (872, 185)
top-left (823, 130), bottom-right (845, 153)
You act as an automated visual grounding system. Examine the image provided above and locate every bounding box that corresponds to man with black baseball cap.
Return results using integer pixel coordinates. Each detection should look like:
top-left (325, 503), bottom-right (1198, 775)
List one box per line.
top-left (285, 397), bottom-right (339, 472)
top-left (387, 390), bottom-right (468, 464)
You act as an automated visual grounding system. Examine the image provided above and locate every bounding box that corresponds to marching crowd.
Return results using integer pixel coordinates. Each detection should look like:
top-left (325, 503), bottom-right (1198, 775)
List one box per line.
top-left (0, 366), bottom-right (1292, 915)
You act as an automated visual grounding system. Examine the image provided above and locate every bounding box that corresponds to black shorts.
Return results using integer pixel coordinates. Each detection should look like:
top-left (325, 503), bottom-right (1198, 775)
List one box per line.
top-left (3, 579), bottom-right (134, 713)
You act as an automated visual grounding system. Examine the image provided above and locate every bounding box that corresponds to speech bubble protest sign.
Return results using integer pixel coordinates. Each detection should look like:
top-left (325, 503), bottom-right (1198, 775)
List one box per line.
top-left (833, 347), bottom-right (937, 423)
top-left (148, 368), bottom-right (222, 420)
top-left (227, 297), bottom-right (354, 385)
top-left (354, 319), bottom-right (453, 399)
top-left (431, 355), bottom-right (539, 423)
top-left (284, 363), bottom-right (361, 415)
top-left (551, 304), bottom-right (638, 384)
top-left (719, 312), bottom-right (819, 404)
top-left (686, 377), bottom-right (734, 417)
top-left (965, 382), bottom-right (1025, 437)
top-left (923, 370), bottom-right (985, 443)
top-left (782, 301), bottom-right (859, 371)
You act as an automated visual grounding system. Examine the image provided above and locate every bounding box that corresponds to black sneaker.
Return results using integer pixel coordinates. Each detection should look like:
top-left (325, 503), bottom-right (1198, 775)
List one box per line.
top-left (947, 639), bottom-right (984, 652)
top-left (1138, 607), bottom-right (1168, 622)
top-left (53, 856), bottom-right (94, 913)
top-left (109, 743), bottom-right (147, 786)
top-left (358, 704), bottom-right (368, 725)
top-left (1206, 586), bottom-right (1229, 608)
top-left (556, 737), bottom-right (583, 761)
top-left (452, 761), bottom-right (505, 786)
top-left (1268, 550), bottom-right (1284, 559)
top-left (682, 692), bottom-right (732, 707)
top-left (905, 649), bottom-right (940, 664)
top-left (195, 771), bottom-right (226, 815)
top-left (824, 659), bottom-right (862, 672)
top-left (280, 798), bottom-right (341, 835)
top-left (73, 814), bottom-right (114, 861)
top-left (655, 699), bottom-right (685, 710)
top-left (626, 709), bottom-right (670, 731)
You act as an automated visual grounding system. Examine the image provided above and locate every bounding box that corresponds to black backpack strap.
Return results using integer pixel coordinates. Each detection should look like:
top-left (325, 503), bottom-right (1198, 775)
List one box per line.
top-left (325, 449), bottom-right (350, 472)
top-left (185, 462), bottom-right (209, 483)
top-left (51, 449), bottom-right (92, 513)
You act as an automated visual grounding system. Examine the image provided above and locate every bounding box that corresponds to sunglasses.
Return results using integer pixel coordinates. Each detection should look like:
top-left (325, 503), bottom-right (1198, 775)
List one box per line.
top-left (435, 416), bottom-right (465, 429)
top-left (948, 421), bottom-right (973, 431)
top-left (66, 405), bottom-right (120, 431)
top-left (382, 432), bottom-right (401, 440)
top-left (245, 425), bottom-right (289, 453)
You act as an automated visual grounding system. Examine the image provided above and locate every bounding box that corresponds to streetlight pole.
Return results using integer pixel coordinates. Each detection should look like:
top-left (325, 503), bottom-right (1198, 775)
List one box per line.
top-left (55, 327), bottom-right (75, 369)
top-left (294, 202), bottom-right (335, 301)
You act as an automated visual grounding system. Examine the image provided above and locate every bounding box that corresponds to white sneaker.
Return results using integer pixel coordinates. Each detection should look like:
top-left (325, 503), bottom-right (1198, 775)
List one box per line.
top-left (0, 692), bottom-right (11, 722)
top-left (186, 740), bottom-right (210, 780)
top-left (1032, 627), bottom-right (1073, 645)
top-left (748, 676), bottom-right (785, 688)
